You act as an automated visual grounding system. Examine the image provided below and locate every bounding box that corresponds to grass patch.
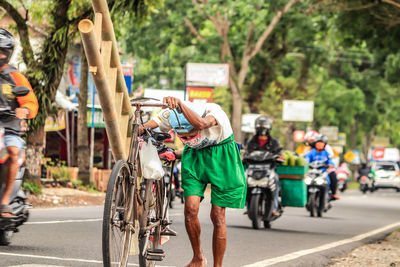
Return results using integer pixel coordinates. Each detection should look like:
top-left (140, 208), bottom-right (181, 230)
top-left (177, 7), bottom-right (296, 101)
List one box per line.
top-left (23, 180), bottom-right (42, 195)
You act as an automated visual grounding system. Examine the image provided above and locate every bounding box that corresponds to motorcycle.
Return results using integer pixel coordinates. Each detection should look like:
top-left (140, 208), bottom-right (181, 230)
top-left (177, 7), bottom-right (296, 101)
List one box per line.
top-left (337, 172), bottom-right (348, 192)
top-left (162, 164), bottom-right (177, 209)
top-left (151, 131), bottom-right (183, 209)
top-left (0, 119), bottom-right (29, 245)
top-left (304, 161), bottom-right (332, 217)
top-left (243, 151), bottom-right (283, 229)
top-left (359, 174), bottom-right (374, 194)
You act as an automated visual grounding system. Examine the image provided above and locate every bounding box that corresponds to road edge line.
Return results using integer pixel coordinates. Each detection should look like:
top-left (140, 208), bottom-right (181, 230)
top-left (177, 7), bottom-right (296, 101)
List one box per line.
top-left (243, 221), bottom-right (400, 267)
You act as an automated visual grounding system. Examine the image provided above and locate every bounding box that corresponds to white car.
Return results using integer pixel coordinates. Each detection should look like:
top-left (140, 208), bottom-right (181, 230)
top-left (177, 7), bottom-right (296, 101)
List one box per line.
top-left (372, 161), bottom-right (400, 191)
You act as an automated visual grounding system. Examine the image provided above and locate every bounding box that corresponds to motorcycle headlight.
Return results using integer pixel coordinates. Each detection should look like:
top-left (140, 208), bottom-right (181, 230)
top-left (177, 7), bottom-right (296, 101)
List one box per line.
top-left (247, 177), bottom-right (268, 187)
top-left (316, 178), bottom-right (325, 185)
top-left (305, 177), bottom-right (312, 185)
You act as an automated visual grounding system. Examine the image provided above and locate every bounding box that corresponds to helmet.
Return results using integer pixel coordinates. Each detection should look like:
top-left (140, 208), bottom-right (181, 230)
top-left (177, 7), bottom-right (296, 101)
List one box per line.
top-left (255, 115), bottom-right (272, 136)
top-left (304, 130), bottom-right (319, 143)
top-left (0, 28), bottom-right (15, 67)
top-left (314, 134), bottom-right (327, 150)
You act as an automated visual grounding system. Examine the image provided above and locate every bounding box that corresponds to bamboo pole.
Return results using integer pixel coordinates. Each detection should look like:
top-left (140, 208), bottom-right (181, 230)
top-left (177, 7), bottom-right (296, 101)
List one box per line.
top-left (91, 0), bottom-right (132, 116)
top-left (78, 19), bottom-right (126, 160)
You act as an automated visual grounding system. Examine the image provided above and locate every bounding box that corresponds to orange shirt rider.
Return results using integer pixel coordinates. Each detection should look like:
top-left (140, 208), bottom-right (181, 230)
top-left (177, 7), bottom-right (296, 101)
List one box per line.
top-left (0, 65), bottom-right (38, 135)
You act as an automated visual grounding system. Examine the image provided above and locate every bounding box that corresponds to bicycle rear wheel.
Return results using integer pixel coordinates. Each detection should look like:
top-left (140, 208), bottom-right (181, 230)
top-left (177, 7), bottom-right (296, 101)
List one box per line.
top-left (103, 160), bottom-right (134, 267)
top-left (138, 178), bottom-right (165, 267)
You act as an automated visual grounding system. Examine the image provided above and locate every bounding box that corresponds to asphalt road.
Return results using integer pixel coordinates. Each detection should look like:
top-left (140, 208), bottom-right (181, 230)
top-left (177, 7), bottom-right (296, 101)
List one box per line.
top-left (0, 189), bottom-right (399, 267)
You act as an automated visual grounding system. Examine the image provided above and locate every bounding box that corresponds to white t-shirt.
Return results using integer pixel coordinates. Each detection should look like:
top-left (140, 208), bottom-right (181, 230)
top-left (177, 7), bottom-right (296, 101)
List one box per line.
top-left (153, 103), bottom-right (233, 149)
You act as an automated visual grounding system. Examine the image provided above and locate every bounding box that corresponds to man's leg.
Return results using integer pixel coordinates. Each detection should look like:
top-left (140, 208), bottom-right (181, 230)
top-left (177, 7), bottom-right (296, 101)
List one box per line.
top-left (329, 172), bottom-right (339, 199)
top-left (184, 195), bottom-right (207, 267)
top-left (272, 175), bottom-right (280, 215)
top-left (0, 146), bottom-right (20, 216)
top-left (210, 205), bottom-right (226, 267)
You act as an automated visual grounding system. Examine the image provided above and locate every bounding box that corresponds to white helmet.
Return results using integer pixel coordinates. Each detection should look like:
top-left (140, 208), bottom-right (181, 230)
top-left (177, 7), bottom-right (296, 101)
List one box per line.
top-left (304, 130), bottom-right (319, 143)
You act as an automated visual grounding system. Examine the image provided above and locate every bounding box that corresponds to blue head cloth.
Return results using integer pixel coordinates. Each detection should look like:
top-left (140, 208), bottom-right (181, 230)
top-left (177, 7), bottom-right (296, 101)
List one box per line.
top-left (169, 102), bottom-right (206, 133)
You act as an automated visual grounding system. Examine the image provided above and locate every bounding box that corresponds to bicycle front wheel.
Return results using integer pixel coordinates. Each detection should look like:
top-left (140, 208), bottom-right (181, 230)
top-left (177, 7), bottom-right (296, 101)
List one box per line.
top-left (102, 160), bottom-right (134, 267)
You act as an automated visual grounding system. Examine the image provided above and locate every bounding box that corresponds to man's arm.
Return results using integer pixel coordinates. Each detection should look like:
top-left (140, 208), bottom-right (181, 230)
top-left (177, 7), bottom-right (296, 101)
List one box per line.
top-left (163, 96), bottom-right (217, 130)
top-left (139, 119), bottom-right (159, 135)
top-left (10, 72), bottom-right (38, 119)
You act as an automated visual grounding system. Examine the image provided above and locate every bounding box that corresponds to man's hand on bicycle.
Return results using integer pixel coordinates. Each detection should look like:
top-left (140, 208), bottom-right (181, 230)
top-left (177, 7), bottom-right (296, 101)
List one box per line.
top-left (163, 97), bottom-right (181, 109)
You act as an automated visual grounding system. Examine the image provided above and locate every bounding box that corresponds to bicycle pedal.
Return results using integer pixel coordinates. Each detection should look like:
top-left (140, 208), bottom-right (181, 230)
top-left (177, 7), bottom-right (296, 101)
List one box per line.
top-left (146, 255), bottom-right (164, 261)
top-left (146, 249), bottom-right (165, 261)
top-left (161, 227), bottom-right (178, 236)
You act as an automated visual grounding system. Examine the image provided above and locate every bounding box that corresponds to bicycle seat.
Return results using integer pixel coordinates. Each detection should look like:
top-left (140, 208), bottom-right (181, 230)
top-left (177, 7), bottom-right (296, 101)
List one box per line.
top-left (153, 132), bottom-right (171, 142)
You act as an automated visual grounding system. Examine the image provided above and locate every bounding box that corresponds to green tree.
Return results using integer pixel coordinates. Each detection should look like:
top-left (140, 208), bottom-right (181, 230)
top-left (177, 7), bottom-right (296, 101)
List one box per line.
top-left (0, 0), bottom-right (163, 179)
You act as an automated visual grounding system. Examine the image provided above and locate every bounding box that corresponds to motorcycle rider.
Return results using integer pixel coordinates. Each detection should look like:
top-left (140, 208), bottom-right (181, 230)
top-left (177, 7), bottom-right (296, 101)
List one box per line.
top-left (245, 115), bottom-right (282, 216)
top-left (0, 29), bottom-right (38, 218)
top-left (304, 133), bottom-right (339, 200)
top-left (305, 136), bottom-right (337, 198)
top-left (357, 162), bottom-right (371, 181)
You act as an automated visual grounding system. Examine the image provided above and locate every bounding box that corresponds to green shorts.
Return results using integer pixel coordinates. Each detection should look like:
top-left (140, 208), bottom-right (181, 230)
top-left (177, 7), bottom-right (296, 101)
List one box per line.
top-left (181, 135), bottom-right (247, 209)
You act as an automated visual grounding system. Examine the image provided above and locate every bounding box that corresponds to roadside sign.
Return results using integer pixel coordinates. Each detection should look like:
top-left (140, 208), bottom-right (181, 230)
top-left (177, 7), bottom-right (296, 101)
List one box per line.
top-left (186, 87), bottom-right (213, 103)
top-left (296, 144), bottom-right (307, 155)
top-left (372, 136), bottom-right (390, 147)
top-left (371, 147), bottom-right (400, 162)
top-left (242, 113), bottom-right (260, 133)
top-left (45, 110), bottom-right (66, 132)
top-left (319, 126), bottom-right (339, 141)
top-left (186, 63), bottom-right (229, 87)
top-left (331, 145), bottom-right (343, 155)
top-left (331, 132), bottom-right (346, 146)
top-left (122, 64), bottom-right (133, 94)
top-left (344, 151), bottom-right (355, 163)
top-left (282, 100), bottom-right (314, 122)
top-left (293, 130), bottom-right (305, 142)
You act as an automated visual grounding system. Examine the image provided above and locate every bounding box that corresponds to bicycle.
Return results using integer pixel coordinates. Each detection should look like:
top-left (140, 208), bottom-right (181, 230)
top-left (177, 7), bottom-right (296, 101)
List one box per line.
top-left (102, 97), bottom-right (180, 267)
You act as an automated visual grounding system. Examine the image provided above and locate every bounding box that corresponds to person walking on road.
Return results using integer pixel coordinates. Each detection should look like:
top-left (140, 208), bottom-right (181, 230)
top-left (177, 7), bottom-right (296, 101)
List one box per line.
top-left (142, 96), bottom-right (246, 267)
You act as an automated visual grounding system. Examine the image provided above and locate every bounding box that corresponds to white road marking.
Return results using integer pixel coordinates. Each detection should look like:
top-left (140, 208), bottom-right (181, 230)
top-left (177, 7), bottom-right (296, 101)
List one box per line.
top-left (26, 218), bottom-right (102, 225)
top-left (8, 265), bottom-right (65, 267)
top-left (0, 252), bottom-right (175, 266)
top-left (244, 221), bottom-right (400, 267)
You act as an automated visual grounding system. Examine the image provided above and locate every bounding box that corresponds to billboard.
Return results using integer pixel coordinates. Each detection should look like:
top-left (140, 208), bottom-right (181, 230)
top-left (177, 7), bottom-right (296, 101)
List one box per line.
top-left (371, 148), bottom-right (400, 162)
top-left (186, 63), bottom-right (229, 87)
top-left (282, 100), bottom-right (314, 122)
top-left (186, 87), bottom-right (213, 103)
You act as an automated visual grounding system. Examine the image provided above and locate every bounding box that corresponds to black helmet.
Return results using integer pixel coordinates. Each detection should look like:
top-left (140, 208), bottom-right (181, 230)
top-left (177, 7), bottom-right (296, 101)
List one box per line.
top-left (0, 28), bottom-right (15, 67)
top-left (255, 115), bottom-right (273, 136)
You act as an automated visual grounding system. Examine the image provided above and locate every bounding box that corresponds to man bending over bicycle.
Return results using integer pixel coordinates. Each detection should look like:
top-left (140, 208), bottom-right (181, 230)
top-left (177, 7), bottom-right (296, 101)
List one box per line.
top-left (0, 28), bottom-right (38, 219)
top-left (142, 97), bottom-right (246, 267)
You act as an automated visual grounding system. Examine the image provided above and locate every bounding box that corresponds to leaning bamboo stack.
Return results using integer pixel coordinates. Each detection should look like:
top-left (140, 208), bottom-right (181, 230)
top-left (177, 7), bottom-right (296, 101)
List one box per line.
top-left (78, 0), bottom-right (133, 161)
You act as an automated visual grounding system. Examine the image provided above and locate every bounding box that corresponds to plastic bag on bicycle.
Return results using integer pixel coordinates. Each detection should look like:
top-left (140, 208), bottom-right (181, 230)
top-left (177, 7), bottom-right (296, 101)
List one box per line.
top-left (139, 140), bottom-right (165, 180)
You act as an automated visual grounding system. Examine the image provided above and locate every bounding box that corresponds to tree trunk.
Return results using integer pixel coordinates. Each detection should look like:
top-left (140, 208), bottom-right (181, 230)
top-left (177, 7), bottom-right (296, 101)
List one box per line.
top-left (363, 127), bottom-right (375, 162)
top-left (350, 122), bottom-right (357, 150)
top-left (285, 122), bottom-right (296, 151)
top-left (25, 126), bottom-right (46, 180)
top-left (77, 45), bottom-right (90, 185)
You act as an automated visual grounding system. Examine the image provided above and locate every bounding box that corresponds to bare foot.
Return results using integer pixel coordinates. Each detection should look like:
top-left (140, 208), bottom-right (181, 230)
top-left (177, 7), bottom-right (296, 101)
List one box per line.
top-left (185, 255), bottom-right (207, 267)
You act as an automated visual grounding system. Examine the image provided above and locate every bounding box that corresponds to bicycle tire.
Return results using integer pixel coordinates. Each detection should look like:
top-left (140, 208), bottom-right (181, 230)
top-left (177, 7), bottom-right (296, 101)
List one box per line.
top-left (138, 178), bottom-right (164, 267)
top-left (102, 160), bottom-right (133, 267)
